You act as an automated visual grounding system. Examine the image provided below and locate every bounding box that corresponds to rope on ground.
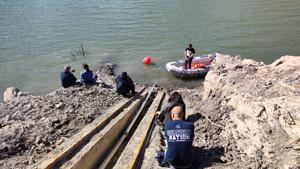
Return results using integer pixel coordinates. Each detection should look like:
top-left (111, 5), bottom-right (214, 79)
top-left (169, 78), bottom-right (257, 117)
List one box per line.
top-left (175, 70), bottom-right (185, 89)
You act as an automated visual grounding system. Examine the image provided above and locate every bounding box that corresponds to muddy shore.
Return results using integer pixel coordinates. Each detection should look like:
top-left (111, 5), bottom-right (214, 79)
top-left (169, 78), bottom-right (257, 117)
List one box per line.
top-left (0, 54), bottom-right (299, 169)
top-left (0, 64), bottom-right (132, 169)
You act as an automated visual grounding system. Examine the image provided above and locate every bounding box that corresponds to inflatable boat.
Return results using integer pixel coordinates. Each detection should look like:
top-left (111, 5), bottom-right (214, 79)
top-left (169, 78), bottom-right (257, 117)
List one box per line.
top-left (166, 53), bottom-right (217, 78)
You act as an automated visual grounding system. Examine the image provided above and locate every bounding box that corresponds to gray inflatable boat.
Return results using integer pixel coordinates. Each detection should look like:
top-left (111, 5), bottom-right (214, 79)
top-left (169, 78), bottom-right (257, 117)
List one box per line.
top-left (166, 53), bottom-right (217, 78)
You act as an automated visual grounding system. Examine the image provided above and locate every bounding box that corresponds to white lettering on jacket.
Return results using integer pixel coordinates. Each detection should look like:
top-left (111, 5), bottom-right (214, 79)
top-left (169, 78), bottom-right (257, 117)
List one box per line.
top-left (166, 129), bottom-right (191, 142)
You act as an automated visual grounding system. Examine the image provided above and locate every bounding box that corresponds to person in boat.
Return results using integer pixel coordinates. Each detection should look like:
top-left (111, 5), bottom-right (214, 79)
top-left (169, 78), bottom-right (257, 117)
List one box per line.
top-left (158, 91), bottom-right (186, 124)
top-left (156, 105), bottom-right (195, 168)
top-left (184, 43), bottom-right (196, 69)
top-left (60, 66), bottom-right (78, 88)
top-left (80, 63), bottom-right (98, 85)
top-left (115, 72), bottom-right (136, 96)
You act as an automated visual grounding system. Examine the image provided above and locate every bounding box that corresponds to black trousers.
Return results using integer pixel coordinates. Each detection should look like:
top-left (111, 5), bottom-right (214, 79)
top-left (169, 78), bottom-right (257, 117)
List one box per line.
top-left (129, 84), bottom-right (135, 94)
top-left (185, 57), bottom-right (193, 69)
top-left (117, 84), bottom-right (135, 96)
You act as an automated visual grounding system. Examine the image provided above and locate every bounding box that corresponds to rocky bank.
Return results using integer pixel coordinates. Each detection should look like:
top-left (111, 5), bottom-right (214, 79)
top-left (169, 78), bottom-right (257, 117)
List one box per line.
top-left (141, 54), bottom-right (299, 169)
top-left (0, 54), bottom-right (299, 169)
top-left (0, 64), bottom-right (130, 169)
top-left (184, 54), bottom-right (300, 169)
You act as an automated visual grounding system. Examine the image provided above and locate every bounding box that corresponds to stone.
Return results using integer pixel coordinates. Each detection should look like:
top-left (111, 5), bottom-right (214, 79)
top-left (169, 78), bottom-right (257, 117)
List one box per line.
top-left (194, 54), bottom-right (300, 168)
top-left (3, 87), bottom-right (19, 102)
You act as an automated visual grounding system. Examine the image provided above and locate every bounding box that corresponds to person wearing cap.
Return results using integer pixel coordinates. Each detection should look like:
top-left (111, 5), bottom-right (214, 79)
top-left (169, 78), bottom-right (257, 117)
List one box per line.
top-left (184, 44), bottom-right (196, 69)
top-left (115, 72), bottom-right (135, 96)
top-left (80, 63), bottom-right (98, 85)
top-left (60, 66), bottom-right (77, 88)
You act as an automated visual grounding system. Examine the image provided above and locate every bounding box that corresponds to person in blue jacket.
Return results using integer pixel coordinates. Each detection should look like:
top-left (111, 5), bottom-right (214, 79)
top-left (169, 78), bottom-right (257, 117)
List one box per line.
top-left (60, 66), bottom-right (77, 88)
top-left (160, 104), bottom-right (195, 168)
top-left (80, 63), bottom-right (98, 85)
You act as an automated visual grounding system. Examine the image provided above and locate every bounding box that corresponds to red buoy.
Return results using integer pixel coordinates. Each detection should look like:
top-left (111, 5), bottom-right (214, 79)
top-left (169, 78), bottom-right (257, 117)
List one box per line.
top-left (143, 56), bottom-right (151, 65)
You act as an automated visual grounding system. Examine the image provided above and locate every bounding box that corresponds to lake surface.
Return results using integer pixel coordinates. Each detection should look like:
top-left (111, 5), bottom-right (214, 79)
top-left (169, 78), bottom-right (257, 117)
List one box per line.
top-left (1, 0), bottom-right (300, 98)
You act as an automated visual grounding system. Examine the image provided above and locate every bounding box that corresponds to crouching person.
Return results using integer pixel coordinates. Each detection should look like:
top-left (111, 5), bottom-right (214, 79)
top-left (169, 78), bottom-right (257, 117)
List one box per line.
top-left (115, 72), bottom-right (135, 96)
top-left (157, 104), bottom-right (194, 168)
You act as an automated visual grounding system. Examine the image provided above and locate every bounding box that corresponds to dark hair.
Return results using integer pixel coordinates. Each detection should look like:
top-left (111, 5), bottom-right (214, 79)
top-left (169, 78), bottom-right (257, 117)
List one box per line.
top-left (188, 43), bottom-right (192, 47)
top-left (82, 63), bottom-right (89, 71)
top-left (168, 91), bottom-right (184, 104)
top-left (167, 91), bottom-right (186, 120)
top-left (122, 72), bottom-right (128, 77)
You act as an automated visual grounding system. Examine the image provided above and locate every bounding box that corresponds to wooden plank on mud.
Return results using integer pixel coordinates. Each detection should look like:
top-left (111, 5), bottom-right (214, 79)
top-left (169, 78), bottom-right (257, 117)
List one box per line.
top-left (37, 87), bottom-right (146, 169)
top-left (113, 91), bottom-right (165, 169)
top-left (61, 91), bottom-right (148, 169)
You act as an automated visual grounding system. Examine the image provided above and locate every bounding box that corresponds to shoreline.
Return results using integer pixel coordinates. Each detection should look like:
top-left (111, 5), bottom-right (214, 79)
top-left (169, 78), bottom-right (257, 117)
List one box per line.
top-left (1, 54), bottom-right (299, 169)
top-left (0, 63), bottom-right (205, 102)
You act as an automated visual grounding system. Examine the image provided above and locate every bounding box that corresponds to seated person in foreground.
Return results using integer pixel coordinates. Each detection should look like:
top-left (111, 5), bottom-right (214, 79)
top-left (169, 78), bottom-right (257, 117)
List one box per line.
top-left (115, 72), bottom-right (135, 96)
top-left (80, 63), bottom-right (98, 85)
top-left (60, 66), bottom-right (77, 88)
top-left (163, 105), bottom-right (194, 168)
top-left (158, 91), bottom-right (186, 124)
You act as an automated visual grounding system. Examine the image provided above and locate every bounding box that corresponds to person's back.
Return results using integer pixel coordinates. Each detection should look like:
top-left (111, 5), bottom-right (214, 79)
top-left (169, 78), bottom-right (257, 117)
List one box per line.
top-left (115, 72), bottom-right (135, 96)
top-left (81, 70), bottom-right (96, 84)
top-left (115, 74), bottom-right (128, 95)
top-left (124, 75), bottom-right (133, 86)
top-left (60, 66), bottom-right (77, 88)
top-left (165, 120), bottom-right (194, 168)
top-left (165, 106), bottom-right (194, 168)
top-left (80, 63), bottom-right (97, 85)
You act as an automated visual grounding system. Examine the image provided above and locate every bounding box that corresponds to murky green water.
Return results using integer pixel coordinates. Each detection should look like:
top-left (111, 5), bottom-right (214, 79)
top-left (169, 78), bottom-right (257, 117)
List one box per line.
top-left (1, 0), bottom-right (300, 98)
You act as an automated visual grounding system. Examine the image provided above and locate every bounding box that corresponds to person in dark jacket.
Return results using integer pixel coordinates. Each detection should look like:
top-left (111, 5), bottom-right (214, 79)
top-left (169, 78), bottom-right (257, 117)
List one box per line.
top-left (184, 43), bottom-right (196, 69)
top-left (158, 91), bottom-right (186, 124)
top-left (80, 63), bottom-right (98, 85)
top-left (156, 105), bottom-right (194, 168)
top-left (60, 66), bottom-right (77, 88)
top-left (115, 72), bottom-right (135, 96)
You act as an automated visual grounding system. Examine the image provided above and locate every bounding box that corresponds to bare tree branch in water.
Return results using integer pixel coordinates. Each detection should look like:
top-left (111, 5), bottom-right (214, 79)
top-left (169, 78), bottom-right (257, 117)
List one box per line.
top-left (70, 43), bottom-right (88, 59)
top-left (81, 43), bottom-right (86, 56)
